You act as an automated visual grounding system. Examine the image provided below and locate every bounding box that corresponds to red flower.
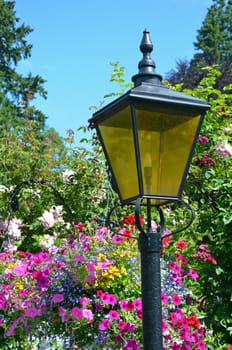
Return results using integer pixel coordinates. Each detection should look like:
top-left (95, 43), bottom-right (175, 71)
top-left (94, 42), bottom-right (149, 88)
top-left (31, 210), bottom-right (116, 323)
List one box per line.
top-left (123, 215), bottom-right (144, 226)
top-left (187, 314), bottom-right (201, 329)
top-left (162, 236), bottom-right (171, 248)
top-left (176, 240), bottom-right (188, 249)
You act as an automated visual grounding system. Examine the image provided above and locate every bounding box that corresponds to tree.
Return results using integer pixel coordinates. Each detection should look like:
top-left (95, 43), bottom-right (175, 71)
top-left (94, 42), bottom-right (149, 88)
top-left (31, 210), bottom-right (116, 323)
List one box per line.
top-left (166, 0), bottom-right (232, 89)
top-left (0, 0), bottom-right (47, 127)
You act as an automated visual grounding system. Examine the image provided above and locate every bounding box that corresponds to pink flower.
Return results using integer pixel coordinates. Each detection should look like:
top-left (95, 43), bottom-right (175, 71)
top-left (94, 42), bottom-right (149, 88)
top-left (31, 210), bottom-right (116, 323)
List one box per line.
top-left (98, 318), bottom-right (111, 331)
top-left (70, 306), bottom-right (82, 319)
top-left (119, 300), bottom-right (129, 311)
top-left (189, 268), bottom-right (199, 280)
top-left (132, 298), bottom-right (142, 310)
top-left (172, 294), bottom-right (182, 305)
top-left (109, 310), bottom-right (119, 320)
top-left (112, 235), bottom-right (123, 244)
top-left (82, 308), bottom-right (94, 322)
top-left (170, 261), bottom-right (181, 274)
top-left (80, 297), bottom-right (90, 305)
top-left (25, 307), bottom-right (41, 318)
top-left (123, 338), bottom-right (139, 350)
top-left (52, 293), bottom-right (64, 303)
top-left (162, 320), bottom-right (168, 332)
top-left (101, 293), bottom-right (117, 305)
top-left (161, 292), bottom-right (168, 304)
top-left (198, 135), bottom-right (209, 143)
top-left (74, 254), bottom-right (85, 262)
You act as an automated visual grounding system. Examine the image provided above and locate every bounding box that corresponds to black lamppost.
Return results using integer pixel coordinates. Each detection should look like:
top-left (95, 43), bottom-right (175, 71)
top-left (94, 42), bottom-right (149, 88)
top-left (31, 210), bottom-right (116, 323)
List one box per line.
top-left (90, 30), bottom-right (210, 350)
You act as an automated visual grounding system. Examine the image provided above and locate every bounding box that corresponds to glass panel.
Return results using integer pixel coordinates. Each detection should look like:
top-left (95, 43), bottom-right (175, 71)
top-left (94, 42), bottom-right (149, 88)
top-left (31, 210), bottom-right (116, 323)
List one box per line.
top-left (98, 106), bottom-right (139, 201)
top-left (136, 104), bottom-right (201, 198)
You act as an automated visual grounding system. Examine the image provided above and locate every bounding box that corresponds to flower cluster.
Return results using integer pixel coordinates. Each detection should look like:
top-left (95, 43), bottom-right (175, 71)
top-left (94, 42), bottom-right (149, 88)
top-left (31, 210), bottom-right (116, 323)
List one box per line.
top-left (0, 214), bottom-right (209, 349)
top-left (194, 244), bottom-right (217, 265)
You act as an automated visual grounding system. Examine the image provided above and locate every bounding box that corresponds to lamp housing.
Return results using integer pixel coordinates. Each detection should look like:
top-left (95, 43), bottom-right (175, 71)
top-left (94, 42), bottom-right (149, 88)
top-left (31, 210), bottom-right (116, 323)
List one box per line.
top-left (90, 31), bottom-right (210, 206)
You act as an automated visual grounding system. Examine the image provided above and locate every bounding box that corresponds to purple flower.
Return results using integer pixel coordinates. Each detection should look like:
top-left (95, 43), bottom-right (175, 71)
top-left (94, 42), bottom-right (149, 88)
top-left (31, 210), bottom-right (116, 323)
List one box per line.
top-left (70, 307), bottom-right (83, 319)
top-left (52, 293), bottom-right (64, 303)
top-left (25, 307), bottom-right (41, 318)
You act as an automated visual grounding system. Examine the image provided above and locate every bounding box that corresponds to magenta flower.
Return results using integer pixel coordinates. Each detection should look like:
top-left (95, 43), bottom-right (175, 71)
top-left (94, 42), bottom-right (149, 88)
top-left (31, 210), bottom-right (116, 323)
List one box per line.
top-left (161, 292), bottom-right (168, 304)
top-left (101, 293), bottom-right (117, 305)
top-left (52, 293), bottom-right (64, 303)
top-left (170, 261), bottom-right (181, 274)
top-left (198, 135), bottom-right (209, 143)
top-left (74, 254), bottom-right (85, 262)
top-left (112, 235), bottom-right (123, 244)
top-left (162, 320), bottom-right (168, 332)
top-left (70, 306), bottom-right (83, 319)
top-left (197, 153), bottom-right (215, 167)
top-left (189, 268), bottom-right (199, 280)
top-left (119, 300), bottom-right (129, 311)
top-left (98, 318), bottom-right (111, 331)
top-left (132, 298), bottom-right (142, 310)
top-left (123, 338), bottom-right (139, 350)
top-left (172, 294), bottom-right (182, 305)
top-left (25, 307), bottom-right (41, 318)
top-left (109, 310), bottom-right (119, 320)
top-left (38, 252), bottom-right (50, 261)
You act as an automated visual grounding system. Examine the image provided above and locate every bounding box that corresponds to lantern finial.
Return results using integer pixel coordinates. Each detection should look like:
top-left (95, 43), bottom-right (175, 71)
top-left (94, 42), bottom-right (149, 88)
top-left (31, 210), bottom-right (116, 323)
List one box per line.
top-left (132, 30), bottom-right (163, 87)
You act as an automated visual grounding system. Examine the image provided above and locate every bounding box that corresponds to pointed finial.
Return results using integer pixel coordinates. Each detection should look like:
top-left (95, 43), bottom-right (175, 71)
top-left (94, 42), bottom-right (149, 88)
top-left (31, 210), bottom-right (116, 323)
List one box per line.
top-left (132, 30), bottom-right (162, 87)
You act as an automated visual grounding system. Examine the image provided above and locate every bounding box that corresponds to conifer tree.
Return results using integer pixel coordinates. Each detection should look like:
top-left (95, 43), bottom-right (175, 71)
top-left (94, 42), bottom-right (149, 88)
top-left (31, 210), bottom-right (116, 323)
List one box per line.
top-left (167, 0), bottom-right (232, 89)
top-left (0, 0), bottom-right (47, 127)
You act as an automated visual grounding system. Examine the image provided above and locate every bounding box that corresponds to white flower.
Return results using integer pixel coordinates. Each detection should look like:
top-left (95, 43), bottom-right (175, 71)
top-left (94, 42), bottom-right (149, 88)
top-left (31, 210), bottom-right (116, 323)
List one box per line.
top-left (8, 217), bottom-right (23, 239)
top-left (39, 210), bottom-right (55, 229)
top-left (215, 140), bottom-right (232, 158)
top-left (0, 185), bottom-right (9, 192)
top-left (62, 169), bottom-right (75, 183)
top-left (39, 234), bottom-right (55, 249)
top-left (39, 206), bottom-right (64, 229)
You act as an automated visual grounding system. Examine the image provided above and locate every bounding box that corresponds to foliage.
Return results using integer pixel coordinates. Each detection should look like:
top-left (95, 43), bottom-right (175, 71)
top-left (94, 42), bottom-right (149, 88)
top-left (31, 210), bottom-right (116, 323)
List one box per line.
top-left (166, 0), bottom-right (232, 89)
top-left (172, 66), bottom-right (232, 345)
top-left (0, 0), bottom-right (47, 126)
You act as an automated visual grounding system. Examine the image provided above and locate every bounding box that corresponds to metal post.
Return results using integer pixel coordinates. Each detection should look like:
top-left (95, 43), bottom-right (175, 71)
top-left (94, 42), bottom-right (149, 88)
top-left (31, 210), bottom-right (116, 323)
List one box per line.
top-left (138, 229), bottom-right (163, 349)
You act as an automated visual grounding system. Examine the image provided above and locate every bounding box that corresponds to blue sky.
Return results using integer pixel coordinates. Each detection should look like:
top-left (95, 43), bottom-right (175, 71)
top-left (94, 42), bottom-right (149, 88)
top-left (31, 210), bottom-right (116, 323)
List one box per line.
top-left (15, 0), bottom-right (213, 139)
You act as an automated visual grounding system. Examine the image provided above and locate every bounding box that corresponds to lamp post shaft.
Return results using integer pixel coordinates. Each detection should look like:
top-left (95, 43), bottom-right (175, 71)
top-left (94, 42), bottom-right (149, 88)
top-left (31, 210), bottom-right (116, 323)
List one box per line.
top-left (138, 232), bottom-right (163, 350)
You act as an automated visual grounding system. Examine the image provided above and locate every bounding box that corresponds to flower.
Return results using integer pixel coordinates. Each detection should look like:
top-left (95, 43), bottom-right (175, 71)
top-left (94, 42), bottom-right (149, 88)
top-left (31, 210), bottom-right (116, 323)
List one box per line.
top-left (109, 310), bottom-right (119, 320)
top-left (52, 293), bottom-right (64, 303)
top-left (70, 307), bottom-right (82, 319)
top-left (25, 307), bottom-right (41, 318)
top-left (176, 240), bottom-right (188, 249)
top-left (187, 315), bottom-right (201, 329)
top-left (172, 294), bottom-right (182, 305)
top-left (62, 169), bottom-right (75, 183)
top-left (99, 318), bottom-right (111, 331)
top-left (189, 268), bottom-right (199, 280)
top-left (39, 210), bottom-right (55, 229)
top-left (161, 292), bottom-right (168, 304)
top-left (198, 135), bottom-right (209, 143)
top-left (197, 154), bottom-right (215, 167)
top-left (82, 308), bottom-right (94, 322)
top-left (215, 140), bottom-right (232, 158)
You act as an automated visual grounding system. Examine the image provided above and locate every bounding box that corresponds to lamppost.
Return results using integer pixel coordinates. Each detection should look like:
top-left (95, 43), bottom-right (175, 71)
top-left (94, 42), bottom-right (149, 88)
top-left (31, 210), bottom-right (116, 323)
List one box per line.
top-left (90, 30), bottom-right (210, 350)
